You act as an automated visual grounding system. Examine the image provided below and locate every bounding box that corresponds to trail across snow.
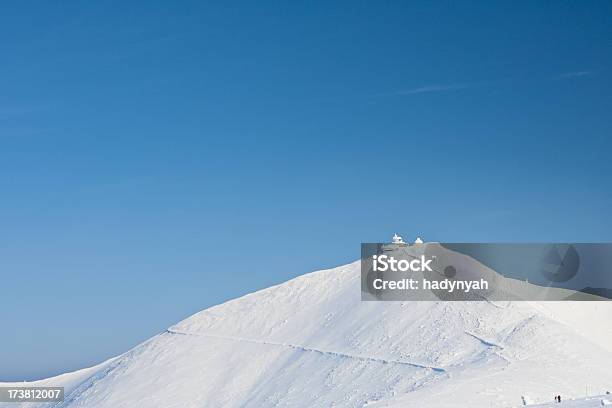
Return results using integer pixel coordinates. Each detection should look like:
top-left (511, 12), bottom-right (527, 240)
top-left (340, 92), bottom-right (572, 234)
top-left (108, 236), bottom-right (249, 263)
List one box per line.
top-left (165, 328), bottom-right (448, 372)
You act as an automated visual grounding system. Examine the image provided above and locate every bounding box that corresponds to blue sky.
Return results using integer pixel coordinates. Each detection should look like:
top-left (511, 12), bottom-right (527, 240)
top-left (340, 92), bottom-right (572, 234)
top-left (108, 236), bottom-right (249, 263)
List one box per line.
top-left (1, 1), bottom-right (611, 380)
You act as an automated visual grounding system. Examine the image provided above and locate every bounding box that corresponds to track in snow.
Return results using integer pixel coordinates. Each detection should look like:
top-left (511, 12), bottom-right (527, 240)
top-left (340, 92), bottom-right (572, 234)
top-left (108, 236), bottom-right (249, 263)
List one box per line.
top-left (165, 329), bottom-right (447, 373)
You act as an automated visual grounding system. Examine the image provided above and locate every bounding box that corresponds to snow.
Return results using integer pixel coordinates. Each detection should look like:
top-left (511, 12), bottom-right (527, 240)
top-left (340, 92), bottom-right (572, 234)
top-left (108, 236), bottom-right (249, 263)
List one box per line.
top-left (1, 247), bottom-right (611, 407)
top-left (0, 358), bottom-right (117, 408)
top-left (526, 394), bottom-right (612, 407)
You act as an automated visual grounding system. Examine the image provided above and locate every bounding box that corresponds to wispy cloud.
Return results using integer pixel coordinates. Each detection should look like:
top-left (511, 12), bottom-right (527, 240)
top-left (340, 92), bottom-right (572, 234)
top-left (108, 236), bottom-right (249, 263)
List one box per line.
top-left (558, 70), bottom-right (593, 79)
top-left (0, 105), bottom-right (42, 115)
top-left (395, 83), bottom-right (472, 95)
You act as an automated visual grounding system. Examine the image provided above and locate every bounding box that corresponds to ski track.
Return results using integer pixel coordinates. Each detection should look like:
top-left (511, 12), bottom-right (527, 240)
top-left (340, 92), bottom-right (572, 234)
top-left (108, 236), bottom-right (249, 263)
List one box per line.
top-left (464, 331), bottom-right (504, 349)
top-left (165, 329), bottom-right (447, 373)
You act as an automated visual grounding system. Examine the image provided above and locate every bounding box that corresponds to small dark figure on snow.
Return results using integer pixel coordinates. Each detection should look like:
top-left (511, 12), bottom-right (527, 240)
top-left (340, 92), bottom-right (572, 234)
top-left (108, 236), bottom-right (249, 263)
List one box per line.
top-left (558, 395), bottom-right (561, 402)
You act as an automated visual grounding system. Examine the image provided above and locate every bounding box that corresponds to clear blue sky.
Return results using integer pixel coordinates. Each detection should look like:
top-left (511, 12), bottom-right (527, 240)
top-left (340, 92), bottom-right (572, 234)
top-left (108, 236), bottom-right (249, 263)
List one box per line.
top-left (1, 1), bottom-right (611, 380)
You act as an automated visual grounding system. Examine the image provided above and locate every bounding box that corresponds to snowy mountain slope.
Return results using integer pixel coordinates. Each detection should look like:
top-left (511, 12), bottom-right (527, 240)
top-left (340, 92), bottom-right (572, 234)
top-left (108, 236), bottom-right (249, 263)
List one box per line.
top-left (526, 394), bottom-right (612, 407)
top-left (1, 253), bottom-right (611, 408)
top-left (0, 358), bottom-right (116, 408)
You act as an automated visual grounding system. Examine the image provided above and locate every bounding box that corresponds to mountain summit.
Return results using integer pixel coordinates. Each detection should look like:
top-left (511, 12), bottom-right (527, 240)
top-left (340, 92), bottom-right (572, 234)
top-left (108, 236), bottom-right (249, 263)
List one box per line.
top-left (2, 256), bottom-right (611, 407)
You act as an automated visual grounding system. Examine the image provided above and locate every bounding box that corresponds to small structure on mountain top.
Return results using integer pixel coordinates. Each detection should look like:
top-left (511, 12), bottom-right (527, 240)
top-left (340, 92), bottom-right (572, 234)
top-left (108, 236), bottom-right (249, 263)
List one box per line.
top-left (392, 233), bottom-right (406, 245)
top-left (414, 237), bottom-right (424, 244)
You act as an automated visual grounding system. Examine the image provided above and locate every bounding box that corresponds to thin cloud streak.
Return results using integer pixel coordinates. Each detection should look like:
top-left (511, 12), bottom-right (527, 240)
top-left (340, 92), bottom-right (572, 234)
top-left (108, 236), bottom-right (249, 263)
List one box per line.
top-left (0, 105), bottom-right (43, 115)
top-left (395, 83), bottom-right (472, 95)
top-left (558, 70), bottom-right (593, 79)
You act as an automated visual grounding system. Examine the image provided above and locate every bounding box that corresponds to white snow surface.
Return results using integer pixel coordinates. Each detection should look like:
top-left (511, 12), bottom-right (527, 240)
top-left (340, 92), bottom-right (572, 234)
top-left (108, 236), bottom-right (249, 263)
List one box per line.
top-left (2, 256), bottom-right (611, 407)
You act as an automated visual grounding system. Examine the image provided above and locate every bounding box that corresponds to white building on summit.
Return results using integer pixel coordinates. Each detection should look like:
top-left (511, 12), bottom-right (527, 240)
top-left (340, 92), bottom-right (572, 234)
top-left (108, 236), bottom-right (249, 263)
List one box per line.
top-left (392, 234), bottom-right (424, 245)
top-left (392, 233), bottom-right (406, 245)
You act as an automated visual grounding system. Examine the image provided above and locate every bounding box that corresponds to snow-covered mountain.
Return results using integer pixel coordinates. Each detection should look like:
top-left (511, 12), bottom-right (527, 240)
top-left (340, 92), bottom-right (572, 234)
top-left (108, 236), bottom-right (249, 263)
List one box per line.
top-left (2, 251), bottom-right (611, 407)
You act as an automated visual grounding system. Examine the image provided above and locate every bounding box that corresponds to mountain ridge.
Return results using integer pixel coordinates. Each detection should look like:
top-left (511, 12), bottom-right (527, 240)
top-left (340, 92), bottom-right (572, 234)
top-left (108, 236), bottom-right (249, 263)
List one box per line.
top-left (2, 257), bottom-right (611, 407)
